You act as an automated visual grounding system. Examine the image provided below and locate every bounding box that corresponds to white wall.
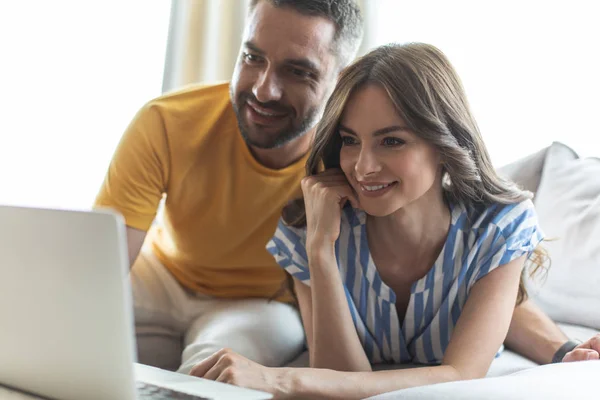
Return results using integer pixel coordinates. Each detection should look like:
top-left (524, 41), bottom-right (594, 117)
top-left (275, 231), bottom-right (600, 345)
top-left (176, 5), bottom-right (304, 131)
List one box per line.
top-left (0, 1), bottom-right (170, 209)
top-left (1, 1), bottom-right (598, 210)
top-left (370, 0), bottom-right (600, 166)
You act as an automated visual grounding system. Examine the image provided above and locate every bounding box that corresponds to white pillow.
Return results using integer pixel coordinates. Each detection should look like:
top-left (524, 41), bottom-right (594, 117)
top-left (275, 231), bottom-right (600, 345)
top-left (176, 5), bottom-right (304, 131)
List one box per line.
top-left (526, 142), bottom-right (600, 330)
top-left (365, 360), bottom-right (600, 400)
top-left (497, 145), bottom-right (550, 194)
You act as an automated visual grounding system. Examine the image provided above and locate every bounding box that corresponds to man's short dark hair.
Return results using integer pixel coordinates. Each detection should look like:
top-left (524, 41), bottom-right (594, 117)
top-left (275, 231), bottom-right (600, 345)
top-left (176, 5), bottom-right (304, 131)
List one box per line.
top-left (249, 0), bottom-right (364, 68)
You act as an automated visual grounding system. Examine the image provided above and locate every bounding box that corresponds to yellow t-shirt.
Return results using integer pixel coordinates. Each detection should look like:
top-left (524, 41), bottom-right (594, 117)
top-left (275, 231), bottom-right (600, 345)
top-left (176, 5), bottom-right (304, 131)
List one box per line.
top-left (95, 82), bottom-right (306, 301)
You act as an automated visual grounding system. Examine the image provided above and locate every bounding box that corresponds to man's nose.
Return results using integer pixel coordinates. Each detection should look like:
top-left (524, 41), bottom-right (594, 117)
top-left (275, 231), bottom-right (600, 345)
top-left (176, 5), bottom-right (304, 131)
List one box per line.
top-left (252, 67), bottom-right (283, 103)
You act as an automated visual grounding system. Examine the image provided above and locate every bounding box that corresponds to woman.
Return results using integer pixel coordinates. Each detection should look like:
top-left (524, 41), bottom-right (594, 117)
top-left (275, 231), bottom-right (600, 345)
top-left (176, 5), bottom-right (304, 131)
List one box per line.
top-left (190, 43), bottom-right (547, 399)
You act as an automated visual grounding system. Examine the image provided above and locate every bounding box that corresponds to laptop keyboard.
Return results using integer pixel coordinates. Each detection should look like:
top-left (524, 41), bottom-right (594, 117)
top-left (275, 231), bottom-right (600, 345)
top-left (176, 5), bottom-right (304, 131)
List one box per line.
top-left (136, 381), bottom-right (212, 400)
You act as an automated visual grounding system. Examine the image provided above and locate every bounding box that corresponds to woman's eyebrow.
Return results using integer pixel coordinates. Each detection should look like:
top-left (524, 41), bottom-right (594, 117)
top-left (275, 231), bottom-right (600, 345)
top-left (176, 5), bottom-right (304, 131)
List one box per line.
top-left (339, 124), bottom-right (410, 136)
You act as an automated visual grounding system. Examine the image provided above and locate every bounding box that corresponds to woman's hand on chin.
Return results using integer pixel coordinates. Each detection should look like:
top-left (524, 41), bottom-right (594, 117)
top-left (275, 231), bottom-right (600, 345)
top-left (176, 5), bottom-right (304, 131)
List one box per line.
top-left (301, 168), bottom-right (359, 250)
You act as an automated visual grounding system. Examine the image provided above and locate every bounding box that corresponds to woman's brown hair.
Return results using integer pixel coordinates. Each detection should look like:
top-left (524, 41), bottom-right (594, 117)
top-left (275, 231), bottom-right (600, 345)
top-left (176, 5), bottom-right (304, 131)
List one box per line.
top-left (282, 43), bottom-right (548, 305)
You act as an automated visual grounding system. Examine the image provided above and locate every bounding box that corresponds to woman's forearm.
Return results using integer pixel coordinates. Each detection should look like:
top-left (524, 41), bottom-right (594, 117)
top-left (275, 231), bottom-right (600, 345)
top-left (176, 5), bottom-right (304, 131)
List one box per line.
top-left (307, 243), bottom-right (371, 371)
top-left (282, 364), bottom-right (462, 400)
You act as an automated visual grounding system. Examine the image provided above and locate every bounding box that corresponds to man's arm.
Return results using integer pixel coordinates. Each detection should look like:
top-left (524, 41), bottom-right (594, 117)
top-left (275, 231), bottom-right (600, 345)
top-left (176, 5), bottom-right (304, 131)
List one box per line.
top-left (505, 299), bottom-right (600, 364)
top-left (95, 103), bottom-right (169, 266)
top-left (505, 299), bottom-right (568, 364)
top-left (126, 226), bottom-right (147, 267)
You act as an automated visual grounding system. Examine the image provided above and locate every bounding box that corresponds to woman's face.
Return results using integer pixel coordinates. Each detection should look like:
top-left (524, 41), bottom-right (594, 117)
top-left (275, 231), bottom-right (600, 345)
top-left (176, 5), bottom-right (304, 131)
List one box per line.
top-left (338, 84), bottom-right (442, 217)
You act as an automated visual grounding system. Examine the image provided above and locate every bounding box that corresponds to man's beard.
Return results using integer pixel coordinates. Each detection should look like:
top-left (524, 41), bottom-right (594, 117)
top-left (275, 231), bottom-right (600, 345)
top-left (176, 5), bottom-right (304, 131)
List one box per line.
top-left (231, 91), bottom-right (320, 149)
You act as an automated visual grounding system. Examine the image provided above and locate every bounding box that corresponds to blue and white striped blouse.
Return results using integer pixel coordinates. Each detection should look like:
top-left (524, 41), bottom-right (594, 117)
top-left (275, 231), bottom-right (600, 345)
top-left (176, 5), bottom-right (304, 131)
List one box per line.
top-left (266, 200), bottom-right (543, 365)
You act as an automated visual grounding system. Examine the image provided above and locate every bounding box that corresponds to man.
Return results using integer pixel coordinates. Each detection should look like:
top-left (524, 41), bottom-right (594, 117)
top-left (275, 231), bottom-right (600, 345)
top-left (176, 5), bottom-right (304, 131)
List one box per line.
top-left (95, 0), bottom-right (599, 375)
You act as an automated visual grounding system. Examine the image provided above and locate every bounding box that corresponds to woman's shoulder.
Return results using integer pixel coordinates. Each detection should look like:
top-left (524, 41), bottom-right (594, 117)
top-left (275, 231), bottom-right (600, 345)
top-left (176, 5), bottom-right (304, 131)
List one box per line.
top-left (459, 198), bottom-right (538, 235)
top-left (269, 206), bottom-right (359, 251)
top-left (271, 217), bottom-right (307, 246)
top-left (267, 218), bottom-right (309, 271)
top-left (267, 207), bottom-right (359, 277)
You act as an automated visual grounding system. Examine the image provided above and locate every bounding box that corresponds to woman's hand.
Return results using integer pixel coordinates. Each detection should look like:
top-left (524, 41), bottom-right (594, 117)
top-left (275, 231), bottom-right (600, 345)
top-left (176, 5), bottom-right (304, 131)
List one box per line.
top-left (301, 169), bottom-right (359, 248)
top-left (189, 348), bottom-right (292, 399)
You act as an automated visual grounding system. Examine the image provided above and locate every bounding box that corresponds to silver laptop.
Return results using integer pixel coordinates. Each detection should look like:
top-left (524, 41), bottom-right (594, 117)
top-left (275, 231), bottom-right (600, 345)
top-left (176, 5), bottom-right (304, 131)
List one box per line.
top-left (0, 205), bottom-right (272, 400)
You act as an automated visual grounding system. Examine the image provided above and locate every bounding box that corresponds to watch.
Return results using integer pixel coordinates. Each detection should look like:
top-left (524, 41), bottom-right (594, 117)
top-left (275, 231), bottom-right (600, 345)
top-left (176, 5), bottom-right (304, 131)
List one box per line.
top-left (551, 339), bottom-right (581, 363)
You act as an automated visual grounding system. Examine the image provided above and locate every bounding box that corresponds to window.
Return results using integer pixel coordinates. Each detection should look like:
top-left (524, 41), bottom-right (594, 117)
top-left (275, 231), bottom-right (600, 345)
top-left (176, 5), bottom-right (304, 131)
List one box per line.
top-left (0, 1), bottom-right (171, 209)
top-left (370, 0), bottom-right (600, 166)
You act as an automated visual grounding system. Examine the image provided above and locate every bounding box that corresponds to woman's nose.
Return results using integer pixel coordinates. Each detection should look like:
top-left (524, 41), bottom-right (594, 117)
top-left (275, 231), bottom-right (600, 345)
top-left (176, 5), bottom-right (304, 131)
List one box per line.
top-left (354, 148), bottom-right (382, 179)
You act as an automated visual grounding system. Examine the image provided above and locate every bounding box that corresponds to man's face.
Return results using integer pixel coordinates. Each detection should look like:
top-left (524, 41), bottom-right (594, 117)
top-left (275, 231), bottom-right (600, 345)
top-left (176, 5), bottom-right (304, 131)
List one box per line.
top-left (230, 1), bottom-right (338, 149)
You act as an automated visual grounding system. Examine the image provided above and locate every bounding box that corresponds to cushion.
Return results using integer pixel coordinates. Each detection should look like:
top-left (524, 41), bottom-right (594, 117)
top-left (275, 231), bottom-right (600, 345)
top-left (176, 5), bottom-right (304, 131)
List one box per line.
top-left (486, 322), bottom-right (600, 377)
top-left (286, 323), bottom-right (600, 374)
top-left (525, 142), bottom-right (600, 330)
top-left (497, 145), bottom-right (550, 194)
top-left (365, 360), bottom-right (600, 400)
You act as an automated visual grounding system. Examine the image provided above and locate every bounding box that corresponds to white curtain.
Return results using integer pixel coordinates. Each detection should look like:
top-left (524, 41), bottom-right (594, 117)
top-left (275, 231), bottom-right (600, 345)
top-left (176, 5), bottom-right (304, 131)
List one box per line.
top-left (162, 0), bottom-right (251, 91)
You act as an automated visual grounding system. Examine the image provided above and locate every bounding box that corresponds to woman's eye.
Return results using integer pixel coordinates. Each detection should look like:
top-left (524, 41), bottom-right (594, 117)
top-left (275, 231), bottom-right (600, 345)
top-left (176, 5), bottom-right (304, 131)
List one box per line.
top-left (341, 136), bottom-right (357, 146)
top-left (382, 137), bottom-right (405, 146)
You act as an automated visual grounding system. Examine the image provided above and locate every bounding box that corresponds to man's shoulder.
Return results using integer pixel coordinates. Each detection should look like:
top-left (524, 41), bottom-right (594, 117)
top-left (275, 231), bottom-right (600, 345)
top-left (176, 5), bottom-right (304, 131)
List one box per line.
top-left (157, 81), bottom-right (230, 100)
top-left (136, 81), bottom-right (238, 144)
top-left (146, 81), bottom-right (233, 117)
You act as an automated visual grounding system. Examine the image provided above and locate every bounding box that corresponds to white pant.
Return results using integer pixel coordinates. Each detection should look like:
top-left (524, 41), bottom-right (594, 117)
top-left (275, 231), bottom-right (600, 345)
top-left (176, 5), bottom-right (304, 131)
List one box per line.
top-left (130, 249), bottom-right (305, 374)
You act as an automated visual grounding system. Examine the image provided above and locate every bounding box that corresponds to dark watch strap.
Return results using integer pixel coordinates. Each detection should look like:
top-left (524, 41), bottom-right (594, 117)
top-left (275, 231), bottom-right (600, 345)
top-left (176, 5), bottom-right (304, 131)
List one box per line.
top-left (551, 339), bottom-right (581, 363)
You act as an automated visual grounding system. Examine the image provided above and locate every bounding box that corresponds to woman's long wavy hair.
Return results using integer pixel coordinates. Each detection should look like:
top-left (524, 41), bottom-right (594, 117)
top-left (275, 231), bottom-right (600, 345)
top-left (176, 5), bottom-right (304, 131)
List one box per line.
top-left (281, 43), bottom-right (548, 305)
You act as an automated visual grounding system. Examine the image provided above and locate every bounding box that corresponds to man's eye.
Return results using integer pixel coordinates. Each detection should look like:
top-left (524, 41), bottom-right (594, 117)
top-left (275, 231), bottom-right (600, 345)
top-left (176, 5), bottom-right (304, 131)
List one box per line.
top-left (243, 52), bottom-right (262, 63)
top-left (290, 68), bottom-right (312, 79)
top-left (341, 136), bottom-right (358, 146)
top-left (382, 137), bottom-right (405, 146)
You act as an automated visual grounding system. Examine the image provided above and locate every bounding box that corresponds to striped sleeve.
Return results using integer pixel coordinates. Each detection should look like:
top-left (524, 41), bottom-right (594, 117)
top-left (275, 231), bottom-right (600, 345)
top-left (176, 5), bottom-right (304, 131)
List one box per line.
top-left (266, 219), bottom-right (311, 285)
top-left (471, 200), bottom-right (544, 285)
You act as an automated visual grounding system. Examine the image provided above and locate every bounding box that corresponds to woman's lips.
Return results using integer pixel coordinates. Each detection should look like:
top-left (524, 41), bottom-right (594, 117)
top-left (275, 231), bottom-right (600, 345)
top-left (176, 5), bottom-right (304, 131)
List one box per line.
top-left (358, 181), bottom-right (398, 197)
